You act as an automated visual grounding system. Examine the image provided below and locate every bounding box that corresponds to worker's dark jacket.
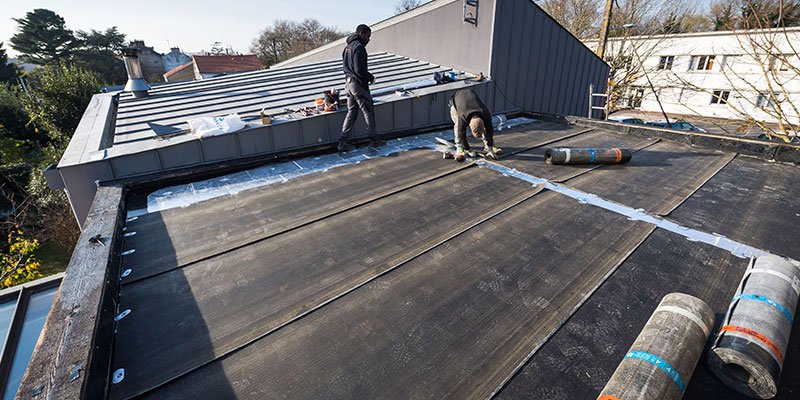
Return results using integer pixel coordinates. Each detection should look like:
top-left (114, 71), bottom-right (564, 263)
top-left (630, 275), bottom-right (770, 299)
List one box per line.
top-left (451, 89), bottom-right (493, 138)
top-left (343, 34), bottom-right (374, 87)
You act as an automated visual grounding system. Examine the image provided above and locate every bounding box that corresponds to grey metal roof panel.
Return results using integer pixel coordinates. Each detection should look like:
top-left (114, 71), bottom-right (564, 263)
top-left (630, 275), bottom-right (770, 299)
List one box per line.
top-left (112, 53), bottom-right (449, 142)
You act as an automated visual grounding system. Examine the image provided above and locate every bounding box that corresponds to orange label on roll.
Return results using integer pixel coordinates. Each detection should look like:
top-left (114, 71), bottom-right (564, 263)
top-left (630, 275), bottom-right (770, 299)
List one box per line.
top-left (720, 325), bottom-right (784, 363)
top-left (598, 396), bottom-right (621, 400)
top-left (613, 148), bottom-right (623, 163)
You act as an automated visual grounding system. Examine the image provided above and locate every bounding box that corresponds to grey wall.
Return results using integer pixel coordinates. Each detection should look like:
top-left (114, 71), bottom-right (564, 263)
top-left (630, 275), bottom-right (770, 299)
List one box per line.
top-left (279, 0), bottom-right (497, 76)
top-left (488, 0), bottom-right (609, 116)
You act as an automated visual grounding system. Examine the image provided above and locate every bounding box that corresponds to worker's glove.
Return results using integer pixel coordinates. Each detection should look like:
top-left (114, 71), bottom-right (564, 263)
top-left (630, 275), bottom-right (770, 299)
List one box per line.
top-left (484, 146), bottom-right (501, 160)
top-left (454, 148), bottom-right (466, 162)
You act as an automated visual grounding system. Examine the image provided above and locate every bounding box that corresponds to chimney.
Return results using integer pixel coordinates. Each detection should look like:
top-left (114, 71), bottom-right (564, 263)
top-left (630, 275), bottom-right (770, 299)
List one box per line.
top-left (122, 48), bottom-right (150, 98)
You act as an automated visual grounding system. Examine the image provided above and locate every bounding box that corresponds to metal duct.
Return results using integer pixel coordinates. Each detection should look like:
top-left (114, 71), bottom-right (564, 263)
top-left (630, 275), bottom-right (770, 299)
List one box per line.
top-left (122, 48), bottom-right (150, 98)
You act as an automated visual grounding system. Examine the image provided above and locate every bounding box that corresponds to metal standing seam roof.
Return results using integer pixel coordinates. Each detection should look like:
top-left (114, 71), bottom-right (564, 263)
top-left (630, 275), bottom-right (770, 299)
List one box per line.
top-left (113, 52), bottom-right (450, 144)
top-left (96, 119), bottom-right (800, 399)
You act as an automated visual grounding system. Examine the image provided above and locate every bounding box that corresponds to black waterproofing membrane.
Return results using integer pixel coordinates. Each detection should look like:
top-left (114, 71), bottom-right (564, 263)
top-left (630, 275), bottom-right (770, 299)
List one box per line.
top-left (110, 121), bottom-right (800, 399)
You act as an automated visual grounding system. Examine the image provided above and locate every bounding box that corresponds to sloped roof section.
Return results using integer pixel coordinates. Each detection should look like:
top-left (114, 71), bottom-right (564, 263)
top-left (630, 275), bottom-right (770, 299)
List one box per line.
top-left (191, 54), bottom-right (262, 74)
top-left (162, 61), bottom-right (193, 78)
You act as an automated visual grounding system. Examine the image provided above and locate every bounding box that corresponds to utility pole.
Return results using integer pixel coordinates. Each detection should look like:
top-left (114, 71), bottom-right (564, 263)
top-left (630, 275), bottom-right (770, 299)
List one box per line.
top-left (596, 0), bottom-right (614, 59)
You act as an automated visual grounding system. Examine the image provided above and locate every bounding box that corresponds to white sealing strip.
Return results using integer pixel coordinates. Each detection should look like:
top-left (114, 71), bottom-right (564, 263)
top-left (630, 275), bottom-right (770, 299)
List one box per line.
top-left (655, 305), bottom-right (711, 337)
top-left (476, 160), bottom-right (783, 261)
top-left (745, 268), bottom-right (800, 296)
top-left (564, 148), bottom-right (571, 163)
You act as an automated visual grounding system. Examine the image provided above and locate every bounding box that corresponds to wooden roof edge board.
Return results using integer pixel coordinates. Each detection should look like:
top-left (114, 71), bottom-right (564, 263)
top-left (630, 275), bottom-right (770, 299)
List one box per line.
top-left (119, 52), bottom-right (395, 101)
top-left (16, 185), bottom-right (126, 400)
top-left (569, 117), bottom-right (800, 165)
top-left (116, 59), bottom-right (434, 117)
top-left (112, 66), bottom-right (450, 136)
top-left (116, 56), bottom-right (411, 110)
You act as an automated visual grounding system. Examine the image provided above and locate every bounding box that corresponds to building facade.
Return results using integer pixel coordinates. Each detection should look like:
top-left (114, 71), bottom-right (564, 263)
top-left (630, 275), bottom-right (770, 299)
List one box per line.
top-left (162, 47), bottom-right (191, 72)
top-left (128, 40), bottom-right (165, 79)
top-left (587, 28), bottom-right (800, 126)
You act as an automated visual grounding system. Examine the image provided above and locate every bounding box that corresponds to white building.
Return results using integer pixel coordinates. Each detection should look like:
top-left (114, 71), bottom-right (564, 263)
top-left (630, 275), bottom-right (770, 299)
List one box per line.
top-left (162, 47), bottom-right (192, 72)
top-left (586, 27), bottom-right (800, 126)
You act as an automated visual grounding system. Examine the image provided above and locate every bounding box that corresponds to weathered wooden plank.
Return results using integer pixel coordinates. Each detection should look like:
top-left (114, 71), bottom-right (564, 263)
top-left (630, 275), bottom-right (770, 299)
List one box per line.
top-left (16, 185), bottom-right (125, 400)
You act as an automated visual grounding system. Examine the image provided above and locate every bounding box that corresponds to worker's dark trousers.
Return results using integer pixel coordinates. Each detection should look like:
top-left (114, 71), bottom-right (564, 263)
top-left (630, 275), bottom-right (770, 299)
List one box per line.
top-left (341, 80), bottom-right (377, 140)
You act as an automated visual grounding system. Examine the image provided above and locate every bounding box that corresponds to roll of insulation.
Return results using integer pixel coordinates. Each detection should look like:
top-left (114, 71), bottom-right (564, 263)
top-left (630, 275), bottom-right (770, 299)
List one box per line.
top-left (709, 255), bottom-right (800, 399)
top-left (545, 147), bottom-right (632, 165)
top-left (597, 293), bottom-right (714, 400)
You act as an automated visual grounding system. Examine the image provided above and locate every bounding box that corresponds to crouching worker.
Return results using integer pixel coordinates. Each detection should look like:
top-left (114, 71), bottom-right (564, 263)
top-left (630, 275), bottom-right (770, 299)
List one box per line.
top-left (449, 88), bottom-right (502, 162)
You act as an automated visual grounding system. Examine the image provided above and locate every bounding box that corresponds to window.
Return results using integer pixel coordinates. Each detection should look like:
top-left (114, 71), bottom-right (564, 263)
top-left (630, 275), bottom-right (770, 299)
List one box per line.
top-left (628, 87), bottom-right (645, 108)
top-left (691, 55), bottom-right (716, 71)
top-left (658, 56), bottom-right (675, 70)
top-left (710, 90), bottom-right (730, 104)
top-left (756, 92), bottom-right (782, 108)
top-left (770, 55), bottom-right (791, 72)
top-left (610, 55), bottom-right (633, 70)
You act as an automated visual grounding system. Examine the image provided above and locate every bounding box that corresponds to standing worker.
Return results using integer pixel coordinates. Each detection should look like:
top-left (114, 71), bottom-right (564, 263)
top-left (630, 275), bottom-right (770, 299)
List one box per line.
top-left (338, 24), bottom-right (382, 151)
top-left (450, 88), bottom-right (502, 161)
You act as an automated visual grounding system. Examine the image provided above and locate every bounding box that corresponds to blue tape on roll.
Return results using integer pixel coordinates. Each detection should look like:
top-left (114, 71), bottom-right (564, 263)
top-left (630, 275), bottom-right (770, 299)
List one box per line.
top-left (589, 148), bottom-right (596, 162)
top-left (735, 293), bottom-right (794, 323)
top-left (625, 350), bottom-right (686, 394)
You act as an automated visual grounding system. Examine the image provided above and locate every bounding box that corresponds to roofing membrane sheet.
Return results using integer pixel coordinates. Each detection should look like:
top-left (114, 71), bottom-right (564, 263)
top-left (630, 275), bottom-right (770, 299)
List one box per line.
top-left (108, 120), bottom-right (800, 399)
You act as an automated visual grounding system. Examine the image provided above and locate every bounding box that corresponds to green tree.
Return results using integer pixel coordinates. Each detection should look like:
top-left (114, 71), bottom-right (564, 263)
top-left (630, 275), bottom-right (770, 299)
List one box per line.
top-left (22, 64), bottom-right (101, 142)
top-left (0, 227), bottom-right (42, 288)
top-left (73, 27), bottom-right (127, 85)
top-left (740, 0), bottom-right (800, 28)
top-left (10, 9), bottom-right (79, 65)
top-left (0, 43), bottom-right (20, 84)
top-left (710, 0), bottom-right (740, 30)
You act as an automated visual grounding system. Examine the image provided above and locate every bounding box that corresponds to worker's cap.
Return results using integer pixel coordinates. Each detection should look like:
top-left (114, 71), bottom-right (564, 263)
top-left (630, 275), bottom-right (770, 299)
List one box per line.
top-left (469, 116), bottom-right (486, 139)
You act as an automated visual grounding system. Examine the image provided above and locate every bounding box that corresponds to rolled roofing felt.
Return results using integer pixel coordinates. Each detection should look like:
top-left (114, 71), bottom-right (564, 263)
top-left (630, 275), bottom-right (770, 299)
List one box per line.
top-left (545, 147), bottom-right (632, 165)
top-left (709, 255), bottom-right (800, 399)
top-left (598, 293), bottom-right (714, 400)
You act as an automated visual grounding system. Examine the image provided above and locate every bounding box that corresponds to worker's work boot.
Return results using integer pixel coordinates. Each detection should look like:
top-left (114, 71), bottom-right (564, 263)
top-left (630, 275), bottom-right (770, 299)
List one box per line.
top-left (484, 146), bottom-right (502, 160)
top-left (368, 136), bottom-right (385, 149)
top-left (454, 148), bottom-right (467, 162)
top-left (337, 138), bottom-right (354, 152)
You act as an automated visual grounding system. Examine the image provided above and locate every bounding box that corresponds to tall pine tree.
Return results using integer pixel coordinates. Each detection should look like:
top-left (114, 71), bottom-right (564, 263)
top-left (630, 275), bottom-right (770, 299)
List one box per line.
top-left (10, 9), bottom-right (78, 65)
top-left (0, 43), bottom-right (20, 84)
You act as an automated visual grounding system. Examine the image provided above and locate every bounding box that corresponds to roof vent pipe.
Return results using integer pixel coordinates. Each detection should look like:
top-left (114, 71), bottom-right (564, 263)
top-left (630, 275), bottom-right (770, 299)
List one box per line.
top-left (122, 48), bottom-right (150, 98)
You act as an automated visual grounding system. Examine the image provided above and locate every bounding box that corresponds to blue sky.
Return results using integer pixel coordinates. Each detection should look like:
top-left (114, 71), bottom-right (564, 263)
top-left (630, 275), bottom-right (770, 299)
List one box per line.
top-left (1, 0), bottom-right (402, 57)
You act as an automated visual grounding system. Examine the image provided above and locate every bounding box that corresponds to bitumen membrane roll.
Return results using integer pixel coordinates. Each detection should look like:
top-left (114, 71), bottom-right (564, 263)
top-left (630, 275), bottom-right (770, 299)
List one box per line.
top-left (709, 255), bottom-right (800, 399)
top-left (545, 147), bottom-right (632, 165)
top-left (598, 293), bottom-right (714, 400)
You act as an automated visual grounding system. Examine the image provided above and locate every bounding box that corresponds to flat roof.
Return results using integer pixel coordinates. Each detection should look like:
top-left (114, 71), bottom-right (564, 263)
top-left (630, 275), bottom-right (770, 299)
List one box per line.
top-left (99, 119), bottom-right (800, 399)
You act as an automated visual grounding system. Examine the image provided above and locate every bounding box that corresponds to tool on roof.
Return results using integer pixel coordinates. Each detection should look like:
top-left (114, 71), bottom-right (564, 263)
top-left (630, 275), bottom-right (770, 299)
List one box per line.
top-left (544, 147), bottom-right (632, 165)
top-left (598, 293), bottom-right (714, 400)
top-left (259, 107), bottom-right (272, 126)
top-left (708, 255), bottom-right (800, 399)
